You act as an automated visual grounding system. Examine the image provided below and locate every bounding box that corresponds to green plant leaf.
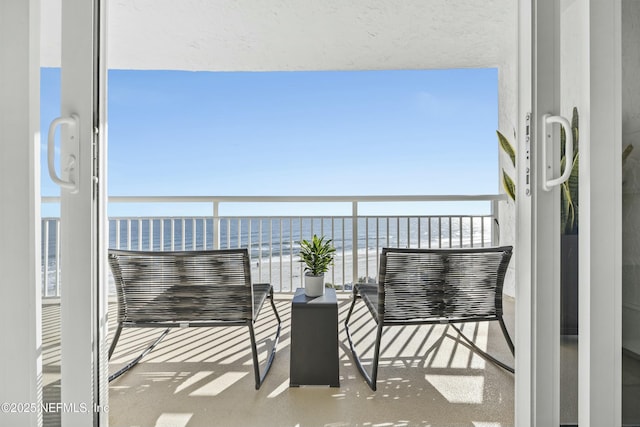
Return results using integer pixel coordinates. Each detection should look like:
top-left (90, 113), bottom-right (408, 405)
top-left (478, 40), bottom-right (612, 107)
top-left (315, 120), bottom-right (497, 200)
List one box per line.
top-left (571, 106), bottom-right (579, 143)
top-left (623, 144), bottom-right (634, 165)
top-left (502, 170), bottom-right (516, 201)
top-left (560, 107), bottom-right (579, 235)
top-left (497, 130), bottom-right (516, 168)
top-left (561, 181), bottom-right (576, 234)
top-left (298, 234), bottom-right (336, 275)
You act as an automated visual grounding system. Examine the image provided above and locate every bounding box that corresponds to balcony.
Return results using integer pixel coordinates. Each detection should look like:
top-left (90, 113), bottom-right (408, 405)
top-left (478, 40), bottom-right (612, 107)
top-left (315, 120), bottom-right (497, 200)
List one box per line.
top-left (40, 194), bottom-right (640, 426)
top-left (39, 194), bottom-right (522, 426)
top-left (41, 194), bottom-right (505, 298)
top-left (113, 294), bottom-right (516, 427)
top-left (43, 293), bottom-right (517, 427)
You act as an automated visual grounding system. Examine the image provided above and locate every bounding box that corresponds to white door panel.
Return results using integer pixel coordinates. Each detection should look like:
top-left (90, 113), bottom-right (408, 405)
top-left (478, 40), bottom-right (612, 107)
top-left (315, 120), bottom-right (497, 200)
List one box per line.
top-left (520, 1), bottom-right (622, 425)
top-left (516, 2), bottom-right (563, 425)
top-left (54, 0), bottom-right (108, 425)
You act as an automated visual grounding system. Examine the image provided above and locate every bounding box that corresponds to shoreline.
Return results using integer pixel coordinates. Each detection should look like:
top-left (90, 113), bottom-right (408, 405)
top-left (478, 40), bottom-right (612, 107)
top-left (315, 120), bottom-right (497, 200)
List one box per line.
top-left (251, 250), bottom-right (381, 292)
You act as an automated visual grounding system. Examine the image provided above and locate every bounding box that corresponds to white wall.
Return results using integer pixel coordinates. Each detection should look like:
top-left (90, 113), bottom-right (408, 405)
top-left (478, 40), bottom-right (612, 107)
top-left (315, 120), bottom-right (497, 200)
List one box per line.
top-left (42, 0), bottom-right (515, 72)
top-left (622, 0), bottom-right (640, 356)
top-left (498, 55), bottom-right (518, 297)
top-left (495, 0), bottom-right (518, 297)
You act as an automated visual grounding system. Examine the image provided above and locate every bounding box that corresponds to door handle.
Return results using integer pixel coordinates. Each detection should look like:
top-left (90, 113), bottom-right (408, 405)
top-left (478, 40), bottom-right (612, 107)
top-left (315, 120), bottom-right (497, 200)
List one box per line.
top-left (542, 114), bottom-right (574, 191)
top-left (47, 114), bottom-right (79, 194)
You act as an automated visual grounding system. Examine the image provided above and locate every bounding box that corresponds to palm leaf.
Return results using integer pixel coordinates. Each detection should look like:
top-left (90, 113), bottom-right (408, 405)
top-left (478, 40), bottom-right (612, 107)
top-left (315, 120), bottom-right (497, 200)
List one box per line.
top-left (497, 130), bottom-right (516, 168)
top-left (561, 181), bottom-right (576, 234)
top-left (502, 170), bottom-right (516, 201)
top-left (623, 144), bottom-right (634, 165)
top-left (560, 107), bottom-right (579, 235)
top-left (571, 106), bottom-right (579, 143)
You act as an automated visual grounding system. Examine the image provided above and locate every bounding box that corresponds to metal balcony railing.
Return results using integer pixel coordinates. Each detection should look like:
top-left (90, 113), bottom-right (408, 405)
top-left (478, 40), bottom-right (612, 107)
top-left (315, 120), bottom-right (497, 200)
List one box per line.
top-left (41, 194), bottom-right (506, 297)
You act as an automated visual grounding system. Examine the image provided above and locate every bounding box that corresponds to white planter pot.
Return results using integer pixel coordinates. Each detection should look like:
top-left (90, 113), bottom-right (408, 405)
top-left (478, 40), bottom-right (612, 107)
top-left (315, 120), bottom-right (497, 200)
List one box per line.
top-left (304, 274), bottom-right (325, 297)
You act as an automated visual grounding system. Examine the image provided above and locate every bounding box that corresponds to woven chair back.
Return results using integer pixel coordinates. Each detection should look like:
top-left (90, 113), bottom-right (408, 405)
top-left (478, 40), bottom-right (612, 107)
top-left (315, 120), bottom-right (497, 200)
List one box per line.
top-left (378, 246), bottom-right (513, 323)
top-left (108, 249), bottom-right (253, 324)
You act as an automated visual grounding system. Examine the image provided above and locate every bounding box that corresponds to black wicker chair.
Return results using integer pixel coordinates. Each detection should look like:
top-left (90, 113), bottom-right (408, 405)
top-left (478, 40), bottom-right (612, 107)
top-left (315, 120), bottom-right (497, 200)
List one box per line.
top-left (345, 246), bottom-right (514, 391)
top-left (107, 248), bottom-right (281, 389)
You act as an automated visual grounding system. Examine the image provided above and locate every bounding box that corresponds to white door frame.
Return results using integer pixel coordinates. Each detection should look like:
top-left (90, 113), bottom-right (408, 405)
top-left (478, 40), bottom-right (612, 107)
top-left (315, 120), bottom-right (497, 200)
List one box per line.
top-left (58, 0), bottom-right (108, 425)
top-left (515, 1), bottom-right (533, 424)
top-left (0, 1), bottom-right (42, 426)
top-left (516, 1), bottom-right (622, 425)
top-left (0, 1), bottom-right (108, 426)
top-left (516, 1), bottom-right (562, 425)
top-left (578, 1), bottom-right (622, 425)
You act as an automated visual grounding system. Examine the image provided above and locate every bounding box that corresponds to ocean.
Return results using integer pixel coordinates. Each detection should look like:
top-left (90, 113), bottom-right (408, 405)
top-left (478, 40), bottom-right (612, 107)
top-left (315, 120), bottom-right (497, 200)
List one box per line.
top-left (41, 215), bottom-right (494, 296)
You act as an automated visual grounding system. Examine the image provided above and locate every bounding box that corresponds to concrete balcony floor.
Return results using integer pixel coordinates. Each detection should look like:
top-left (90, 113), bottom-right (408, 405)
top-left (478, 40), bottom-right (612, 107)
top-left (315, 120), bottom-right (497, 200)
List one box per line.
top-left (41, 294), bottom-right (640, 427)
top-left (107, 292), bottom-right (516, 427)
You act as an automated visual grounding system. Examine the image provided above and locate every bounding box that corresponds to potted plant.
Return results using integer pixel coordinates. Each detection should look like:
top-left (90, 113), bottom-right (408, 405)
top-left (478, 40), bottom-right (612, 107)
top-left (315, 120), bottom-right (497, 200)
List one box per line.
top-left (560, 107), bottom-right (580, 237)
top-left (560, 107), bottom-right (579, 335)
top-left (299, 234), bottom-right (336, 297)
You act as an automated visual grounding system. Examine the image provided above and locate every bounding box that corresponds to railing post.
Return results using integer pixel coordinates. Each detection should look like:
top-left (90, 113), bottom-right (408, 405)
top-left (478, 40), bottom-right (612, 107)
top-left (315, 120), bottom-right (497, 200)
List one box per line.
top-left (213, 200), bottom-right (220, 250)
top-left (43, 220), bottom-right (50, 297)
top-left (43, 194), bottom-right (508, 297)
top-left (56, 218), bottom-right (61, 294)
top-left (352, 201), bottom-right (358, 287)
top-left (491, 199), bottom-right (500, 245)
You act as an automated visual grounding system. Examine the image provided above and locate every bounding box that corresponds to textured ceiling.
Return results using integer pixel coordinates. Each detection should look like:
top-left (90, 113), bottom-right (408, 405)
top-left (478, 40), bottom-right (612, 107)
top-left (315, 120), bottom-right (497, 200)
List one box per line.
top-left (41, 0), bottom-right (515, 71)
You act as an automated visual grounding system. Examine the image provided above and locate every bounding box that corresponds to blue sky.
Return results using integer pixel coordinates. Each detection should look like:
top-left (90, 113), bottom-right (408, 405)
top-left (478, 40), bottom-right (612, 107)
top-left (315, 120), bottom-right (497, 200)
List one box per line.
top-left (41, 68), bottom-right (498, 216)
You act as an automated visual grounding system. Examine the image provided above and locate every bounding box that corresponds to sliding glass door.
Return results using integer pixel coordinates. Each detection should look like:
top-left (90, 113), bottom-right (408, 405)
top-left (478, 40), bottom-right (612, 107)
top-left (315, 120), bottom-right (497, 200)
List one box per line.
top-left (44, 0), bottom-right (108, 425)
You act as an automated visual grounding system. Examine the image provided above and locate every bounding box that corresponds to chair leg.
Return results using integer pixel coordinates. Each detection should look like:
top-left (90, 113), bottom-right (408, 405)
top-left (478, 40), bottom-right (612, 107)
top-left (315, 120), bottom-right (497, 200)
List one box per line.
top-left (269, 288), bottom-right (282, 326)
top-left (498, 317), bottom-right (515, 356)
top-left (108, 324), bottom-right (123, 360)
top-left (344, 291), bottom-right (380, 391)
top-left (249, 291), bottom-right (282, 390)
top-left (108, 327), bottom-right (171, 382)
top-left (370, 323), bottom-right (383, 390)
top-left (450, 322), bottom-right (514, 374)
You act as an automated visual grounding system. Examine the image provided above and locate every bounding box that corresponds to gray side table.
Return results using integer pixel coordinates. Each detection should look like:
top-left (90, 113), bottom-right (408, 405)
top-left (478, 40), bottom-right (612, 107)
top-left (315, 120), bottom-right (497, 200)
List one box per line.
top-left (289, 287), bottom-right (340, 387)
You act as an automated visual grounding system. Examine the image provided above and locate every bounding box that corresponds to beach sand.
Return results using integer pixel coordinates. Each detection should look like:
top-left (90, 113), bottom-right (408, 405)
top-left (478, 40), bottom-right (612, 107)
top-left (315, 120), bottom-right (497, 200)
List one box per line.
top-left (251, 250), bottom-right (381, 292)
